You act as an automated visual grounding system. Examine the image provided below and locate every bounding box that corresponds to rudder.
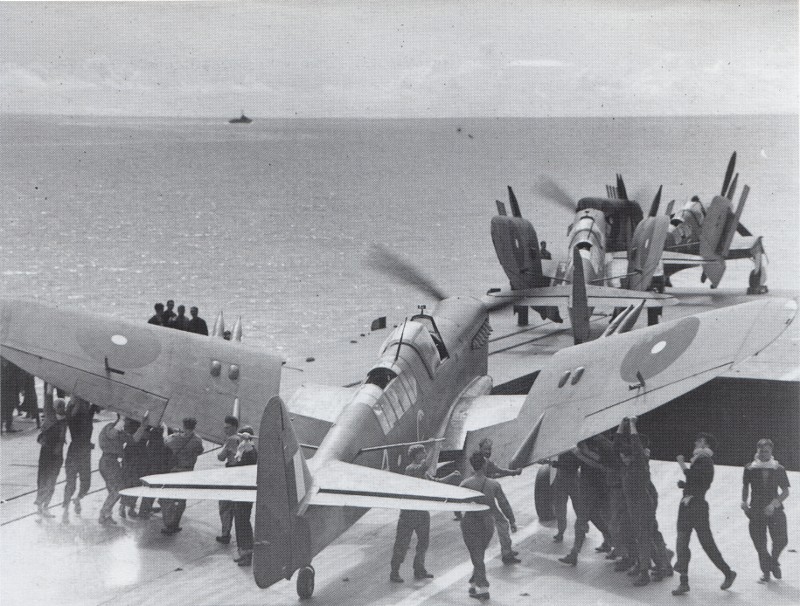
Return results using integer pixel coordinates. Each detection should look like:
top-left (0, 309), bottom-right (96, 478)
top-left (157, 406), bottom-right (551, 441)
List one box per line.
top-left (253, 396), bottom-right (313, 589)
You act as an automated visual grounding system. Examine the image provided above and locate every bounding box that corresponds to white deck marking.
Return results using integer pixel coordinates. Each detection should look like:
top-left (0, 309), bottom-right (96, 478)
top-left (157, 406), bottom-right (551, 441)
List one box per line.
top-left (111, 334), bottom-right (128, 345)
top-left (393, 518), bottom-right (544, 606)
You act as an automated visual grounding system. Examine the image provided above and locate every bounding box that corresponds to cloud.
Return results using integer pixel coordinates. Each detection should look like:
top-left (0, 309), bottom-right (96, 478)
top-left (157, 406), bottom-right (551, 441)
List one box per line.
top-left (506, 59), bottom-right (569, 68)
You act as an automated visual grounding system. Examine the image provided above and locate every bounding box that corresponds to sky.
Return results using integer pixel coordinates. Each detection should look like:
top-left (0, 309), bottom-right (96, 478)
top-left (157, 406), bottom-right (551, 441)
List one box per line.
top-left (1, 0), bottom-right (797, 117)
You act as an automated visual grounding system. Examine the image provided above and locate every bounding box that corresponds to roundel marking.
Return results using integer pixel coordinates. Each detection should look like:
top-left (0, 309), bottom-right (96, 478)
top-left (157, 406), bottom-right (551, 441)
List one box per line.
top-left (76, 324), bottom-right (162, 369)
top-left (620, 317), bottom-right (700, 384)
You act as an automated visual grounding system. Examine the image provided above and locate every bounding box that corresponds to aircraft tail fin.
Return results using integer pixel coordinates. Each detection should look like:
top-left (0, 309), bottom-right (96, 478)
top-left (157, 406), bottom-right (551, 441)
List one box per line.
top-left (253, 396), bottom-right (313, 589)
top-left (718, 185), bottom-right (750, 258)
top-left (626, 214), bottom-right (668, 291)
top-left (490, 187), bottom-right (549, 290)
top-left (568, 246), bottom-right (591, 344)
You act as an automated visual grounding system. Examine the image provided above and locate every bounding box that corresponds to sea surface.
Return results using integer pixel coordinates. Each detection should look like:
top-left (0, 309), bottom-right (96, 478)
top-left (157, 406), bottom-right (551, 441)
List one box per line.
top-left (1, 114), bottom-right (797, 359)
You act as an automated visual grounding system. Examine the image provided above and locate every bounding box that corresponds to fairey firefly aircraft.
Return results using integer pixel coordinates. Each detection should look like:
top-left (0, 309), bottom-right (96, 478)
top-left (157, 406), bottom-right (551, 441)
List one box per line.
top-left (1, 272), bottom-right (794, 600)
top-left (489, 185), bottom-right (673, 342)
top-left (661, 151), bottom-right (768, 294)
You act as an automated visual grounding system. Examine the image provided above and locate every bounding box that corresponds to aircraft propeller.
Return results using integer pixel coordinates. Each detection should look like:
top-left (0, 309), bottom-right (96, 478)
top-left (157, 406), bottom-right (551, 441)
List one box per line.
top-left (537, 176), bottom-right (576, 212)
top-left (366, 244), bottom-right (449, 301)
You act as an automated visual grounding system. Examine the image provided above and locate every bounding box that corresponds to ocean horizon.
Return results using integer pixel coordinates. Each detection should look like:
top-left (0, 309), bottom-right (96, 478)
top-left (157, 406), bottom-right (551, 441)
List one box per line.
top-left (2, 113), bottom-right (797, 359)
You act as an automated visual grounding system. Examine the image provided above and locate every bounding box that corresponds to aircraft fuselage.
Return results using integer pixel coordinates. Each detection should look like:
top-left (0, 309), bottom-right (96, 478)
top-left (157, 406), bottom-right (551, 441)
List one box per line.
top-left (303, 295), bottom-right (491, 557)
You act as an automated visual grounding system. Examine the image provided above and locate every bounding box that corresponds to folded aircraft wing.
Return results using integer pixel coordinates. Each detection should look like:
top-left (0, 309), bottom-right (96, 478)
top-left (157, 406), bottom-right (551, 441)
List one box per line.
top-left (487, 284), bottom-right (676, 308)
top-left (507, 298), bottom-right (796, 466)
top-left (122, 459), bottom-right (487, 512)
top-left (0, 299), bottom-right (283, 443)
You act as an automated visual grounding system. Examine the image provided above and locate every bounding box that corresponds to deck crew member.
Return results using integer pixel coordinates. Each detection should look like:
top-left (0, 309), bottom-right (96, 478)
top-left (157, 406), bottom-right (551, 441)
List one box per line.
top-left (187, 306), bottom-right (209, 335)
top-left (215, 415), bottom-right (241, 545)
top-left (559, 438), bottom-right (612, 566)
top-left (98, 412), bottom-right (148, 525)
top-left (34, 386), bottom-right (68, 518)
top-left (169, 304), bottom-right (191, 331)
top-left (231, 426), bottom-right (258, 567)
top-left (162, 299), bottom-right (177, 325)
top-left (672, 432), bottom-right (736, 595)
top-left (741, 438), bottom-right (790, 583)
top-left (479, 438), bottom-right (521, 564)
top-left (390, 444), bottom-right (442, 582)
top-left (62, 396), bottom-right (98, 522)
top-left (551, 450), bottom-right (581, 543)
top-left (617, 417), bottom-right (670, 586)
top-left (138, 424), bottom-right (170, 519)
top-left (459, 451), bottom-right (513, 601)
top-left (148, 303), bottom-right (164, 325)
top-left (119, 418), bottom-right (150, 518)
top-left (161, 417), bottom-right (204, 534)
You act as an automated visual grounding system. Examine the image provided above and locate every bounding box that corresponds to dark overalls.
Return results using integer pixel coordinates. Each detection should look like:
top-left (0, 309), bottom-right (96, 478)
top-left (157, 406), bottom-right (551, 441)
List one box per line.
top-left (742, 462), bottom-right (790, 577)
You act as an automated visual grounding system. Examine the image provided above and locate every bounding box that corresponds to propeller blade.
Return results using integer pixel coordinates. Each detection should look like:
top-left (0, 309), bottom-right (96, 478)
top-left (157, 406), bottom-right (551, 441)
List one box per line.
top-left (665, 200), bottom-right (675, 216)
top-left (736, 223), bottom-right (753, 237)
top-left (648, 185), bottom-right (663, 217)
top-left (507, 186), bottom-right (522, 218)
top-left (366, 244), bottom-right (449, 301)
top-left (537, 176), bottom-right (576, 211)
top-left (721, 151), bottom-right (736, 196)
top-left (495, 200), bottom-right (507, 216)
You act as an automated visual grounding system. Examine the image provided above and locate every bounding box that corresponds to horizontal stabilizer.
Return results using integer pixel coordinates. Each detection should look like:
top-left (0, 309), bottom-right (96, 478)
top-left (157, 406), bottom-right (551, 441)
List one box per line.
top-left (122, 457), bottom-right (488, 512)
top-left (312, 460), bottom-right (487, 511)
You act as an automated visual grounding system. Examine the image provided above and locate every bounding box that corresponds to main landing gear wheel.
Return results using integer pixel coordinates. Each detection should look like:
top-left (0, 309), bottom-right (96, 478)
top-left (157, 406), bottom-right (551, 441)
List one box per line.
top-left (534, 464), bottom-right (555, 522)
top-left (747, 269), bottom-right (768, 295)
top-left (297, 565), bottom-right (315, 600)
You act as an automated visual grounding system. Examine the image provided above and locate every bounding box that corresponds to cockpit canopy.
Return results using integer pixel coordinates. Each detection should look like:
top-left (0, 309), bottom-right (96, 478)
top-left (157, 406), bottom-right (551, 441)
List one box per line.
top-left (379, 320), bottom-right (444, 378)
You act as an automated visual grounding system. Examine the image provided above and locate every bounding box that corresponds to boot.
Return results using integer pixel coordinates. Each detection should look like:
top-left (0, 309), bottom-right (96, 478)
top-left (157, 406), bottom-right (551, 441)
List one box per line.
top-left (759, 572), bottom-right (771, 583)
top-left (771, 561), bottom-right (782, 579)
top-left (61, 508), bottom-right (70, 524)
top-left (595, 541), bottom-right (611, 553)
top-left (38, 505), bottom-right (55, 518)
top-left (614, 557), bottom-right (635, 572)
top-left (672, 575), bottom-right (690, 596)
top-left (720, 570), bottom-right (736, 590)
top-left (119, 504), bottom-right (127, 519)
top-left (553, 533), bottom-right (564, 543)
top-left (237, 553), bottom-right (252, 567)
top-left (73, 499), bottom-right (82, 514)
top-left (414, 569), bottom-right (434, 579)
top-left (632, 571), bottom-right (650, 587)
top-left (389, 571), bottom-right (404, 583)
top-left (558, 552), bottom-right (578, 566)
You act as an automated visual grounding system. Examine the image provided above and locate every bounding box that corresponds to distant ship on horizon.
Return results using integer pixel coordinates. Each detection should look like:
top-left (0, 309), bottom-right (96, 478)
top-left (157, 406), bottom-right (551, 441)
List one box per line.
top-left (229, 111), bottom-right (252, 124)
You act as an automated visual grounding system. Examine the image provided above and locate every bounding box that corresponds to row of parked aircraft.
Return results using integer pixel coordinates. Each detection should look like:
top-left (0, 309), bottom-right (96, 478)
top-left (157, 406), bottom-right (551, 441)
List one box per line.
top-left (0, 153), bottom-right (788, 600)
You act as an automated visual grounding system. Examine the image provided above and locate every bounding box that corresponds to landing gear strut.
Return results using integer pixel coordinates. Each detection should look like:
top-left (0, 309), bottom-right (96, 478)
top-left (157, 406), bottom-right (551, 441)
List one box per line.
top-left (297, 565), bottom-right (315, 600)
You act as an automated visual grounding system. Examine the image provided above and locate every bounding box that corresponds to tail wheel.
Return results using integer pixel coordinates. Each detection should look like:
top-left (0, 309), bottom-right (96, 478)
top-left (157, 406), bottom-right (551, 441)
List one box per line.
top-left (534, 464), bottom-right (555, 522)
top-left (297, 565), bottom-right (315, 600)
